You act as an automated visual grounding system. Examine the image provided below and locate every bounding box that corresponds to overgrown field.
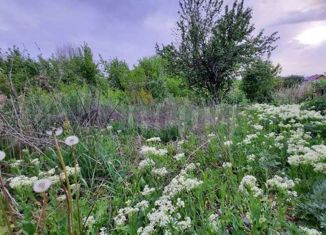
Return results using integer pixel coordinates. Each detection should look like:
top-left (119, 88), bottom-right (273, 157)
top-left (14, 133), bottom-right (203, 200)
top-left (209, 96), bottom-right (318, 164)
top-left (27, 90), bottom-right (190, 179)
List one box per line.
top-left (0, 101), bottom-right (325, 234)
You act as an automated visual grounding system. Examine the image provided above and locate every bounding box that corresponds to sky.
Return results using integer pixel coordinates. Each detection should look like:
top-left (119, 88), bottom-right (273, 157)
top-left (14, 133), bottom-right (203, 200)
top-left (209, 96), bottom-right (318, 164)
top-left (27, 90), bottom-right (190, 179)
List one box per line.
top-left (1, 0), bottom-right (326, 76)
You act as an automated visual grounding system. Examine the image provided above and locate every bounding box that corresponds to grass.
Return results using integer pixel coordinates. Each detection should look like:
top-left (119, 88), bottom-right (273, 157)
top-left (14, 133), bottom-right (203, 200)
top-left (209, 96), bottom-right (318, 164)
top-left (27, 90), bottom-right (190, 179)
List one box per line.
top-left (0, 92), bottom-right (325, 234)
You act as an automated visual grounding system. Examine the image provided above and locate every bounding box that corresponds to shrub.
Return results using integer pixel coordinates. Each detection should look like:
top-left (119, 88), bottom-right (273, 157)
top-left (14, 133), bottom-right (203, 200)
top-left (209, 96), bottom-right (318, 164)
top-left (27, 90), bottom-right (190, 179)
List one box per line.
top-left (242, 59), bottom-right (280, 103)
top-left (303, 96), bottom-right (326, 115)
top-left (281, 75), bottom-right (304, 88)
top-left (223, 80), bottom-right (248, 104)
top-left (299, 180), bottom-right (326, 228)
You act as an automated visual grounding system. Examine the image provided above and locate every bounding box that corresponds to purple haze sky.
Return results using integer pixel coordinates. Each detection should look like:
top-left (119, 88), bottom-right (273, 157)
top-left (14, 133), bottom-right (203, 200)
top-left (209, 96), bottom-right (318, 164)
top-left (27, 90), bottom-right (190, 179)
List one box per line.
top-left (1, 0), bottom-right (326, 76)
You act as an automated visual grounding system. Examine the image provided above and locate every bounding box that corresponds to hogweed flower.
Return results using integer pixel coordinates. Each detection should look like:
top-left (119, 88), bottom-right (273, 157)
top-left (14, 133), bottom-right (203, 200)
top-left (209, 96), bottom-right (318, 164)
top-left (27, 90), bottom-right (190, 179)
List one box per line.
top-left (65, 136), bottom-right (79, 146)
top-left (33, 179), bottom-right (52, 193)
top-left (0, 150), bottom-right (5, 161)
top-left (46, 127), bottom-right (63, 136)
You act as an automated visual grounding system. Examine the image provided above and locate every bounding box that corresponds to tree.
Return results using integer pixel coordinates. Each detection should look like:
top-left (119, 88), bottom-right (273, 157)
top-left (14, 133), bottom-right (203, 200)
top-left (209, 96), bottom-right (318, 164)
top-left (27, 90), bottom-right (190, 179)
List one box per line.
top-left (158, 0), bottom-right (279, 100)
top-left (241, 59), bottom-right (280, 103)
top-left (102, 58), bottom-right (130, 90)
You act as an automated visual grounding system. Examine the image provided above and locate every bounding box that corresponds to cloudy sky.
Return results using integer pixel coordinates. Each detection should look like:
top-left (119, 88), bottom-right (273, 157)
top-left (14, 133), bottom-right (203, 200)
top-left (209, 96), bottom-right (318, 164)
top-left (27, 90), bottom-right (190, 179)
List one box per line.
top-left (1, 0), bottom-right (326, 76)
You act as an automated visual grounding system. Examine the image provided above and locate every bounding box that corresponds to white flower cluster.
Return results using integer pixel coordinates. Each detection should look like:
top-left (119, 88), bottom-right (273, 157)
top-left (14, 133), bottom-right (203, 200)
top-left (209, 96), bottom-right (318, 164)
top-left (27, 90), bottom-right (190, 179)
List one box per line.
top-left (140, 146), bottom-right (168, 156)
top-left (8, 165), bottom-right (80, 189)
top-left (114, 206), bottom-right (140, 226)
top-left (141, 185), bottom-right (156, 196)
top-left (8, 175), bottom-right (38, 189)
top-left (238, 175), bottom-right (263, 197)
top-left (138, 159), bottom-right (155, 169)
top-left (242, 134), bottom-right (258, 145)
top-left (173, 153), bottom-right (185, 161)
top-left (137, 163), bottom-right (202, 235)
top-left (222, 162), bottom-right (232, 168)
top-left (83, 216), bottom-right (95, 227)
top-left (266, 175), bottom-right (297, 197)
top-left (299, 226), bottom-right (322, 235)
top-left (152, 167), bottom-right (168, 177)
top-left (266, 175), bottom-right (295, 190)
top-left (288, 144), bottom-right (326, 174)
top-left (146, 137), bottom-right (161, 142)
top-left (249, 104), bottom-right (325, 121)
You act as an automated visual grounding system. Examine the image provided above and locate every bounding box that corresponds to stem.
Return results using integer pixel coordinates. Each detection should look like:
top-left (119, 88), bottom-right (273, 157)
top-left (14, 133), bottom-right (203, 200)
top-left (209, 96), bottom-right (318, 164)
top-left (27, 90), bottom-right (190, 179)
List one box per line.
top-left (0, 195), bottom-right (14, 235)
top-left (53, 135), bottom-right (74, 235)
top-left (72, 146), bottom-right (81, 234)
top-left (0, 171), bottom-right (14, 235)
top-left (36, 192), bottom-right (48, 234)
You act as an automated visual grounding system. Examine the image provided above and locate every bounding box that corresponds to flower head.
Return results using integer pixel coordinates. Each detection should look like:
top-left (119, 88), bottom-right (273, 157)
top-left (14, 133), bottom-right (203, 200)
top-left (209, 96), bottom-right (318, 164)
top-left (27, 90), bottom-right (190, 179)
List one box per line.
top-left (33, 178), bottom-right (52, 193)
top-left (65, 136), bottom-right (79, 146)
top-left (46, 127), bottom-right (63, 136)
top-left (0, 150), bottom-right (5, 161)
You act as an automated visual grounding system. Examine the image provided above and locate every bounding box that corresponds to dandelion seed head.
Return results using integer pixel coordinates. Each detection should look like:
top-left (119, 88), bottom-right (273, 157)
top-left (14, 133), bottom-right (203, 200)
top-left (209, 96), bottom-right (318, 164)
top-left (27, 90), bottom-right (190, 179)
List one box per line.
top-left (65, 136), bottom-right (79, 146)
top-left (33, 178), bottom-right (52, 193)
top-left (0, 150), bottom-right (5, 161)
top-left (46, 127), bottom-right (63, 136)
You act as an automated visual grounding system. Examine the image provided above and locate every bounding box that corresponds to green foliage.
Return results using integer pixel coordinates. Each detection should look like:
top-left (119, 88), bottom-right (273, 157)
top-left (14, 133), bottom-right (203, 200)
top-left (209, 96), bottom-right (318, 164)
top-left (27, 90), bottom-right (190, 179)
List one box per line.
top-left (223, 80), bottom-right (248, 104)
top-left (102, 58), bottom-right (130, 90)
top-left (0, 47), bottom-right (40, 94)
top-left (304, 96), bottom-right (326, 115)
top-left (242, 59), bottom-right (280, 103)
top-left (281, 75), bottom-right (304, 88)
top-left (313, 78), bottom-right (326, 96)
top-left (158, 0), bottom-right (279, 99)
top-left (300, 180), bottom-right (326, 228)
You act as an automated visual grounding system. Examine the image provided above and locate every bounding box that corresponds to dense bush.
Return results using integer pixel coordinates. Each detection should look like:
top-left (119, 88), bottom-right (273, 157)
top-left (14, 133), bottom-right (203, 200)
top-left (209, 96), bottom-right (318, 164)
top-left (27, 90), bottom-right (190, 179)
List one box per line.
top-left (242, 59), bottom-right (280, 103)
top-left (281, 75), bottom-right (304, 88)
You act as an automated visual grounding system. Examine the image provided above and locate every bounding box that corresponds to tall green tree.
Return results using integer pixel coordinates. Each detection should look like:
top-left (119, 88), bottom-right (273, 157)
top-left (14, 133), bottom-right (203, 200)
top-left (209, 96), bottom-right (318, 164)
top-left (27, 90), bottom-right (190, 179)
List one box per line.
top-left (158, 0), bottom-right (279, 99)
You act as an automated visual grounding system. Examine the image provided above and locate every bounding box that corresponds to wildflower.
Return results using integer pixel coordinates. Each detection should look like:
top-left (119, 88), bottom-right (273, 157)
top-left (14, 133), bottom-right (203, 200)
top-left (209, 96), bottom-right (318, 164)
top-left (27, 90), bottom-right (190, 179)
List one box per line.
top-left (176, 217), bottom-right (192, 230)
top-left (46, 127), bottom-right (63, 136)
top-left (99, 227), bottom-right (108, 235)
top-left (222, 162), bottom-right (232, 168)
top-left (239, 175), bottom-right (263, 197)
top-left (106, 125), bottom-right (113, 131)
top-left (266, 175), bottom-right (295, 191)
top-left (146, 137), bottom-right (161, 142)
top-left (65, 136), bottom-right (79, 146)
top-left (0, 150), bottom-right (5, 161)
top-left (135, 200), bottom-right (149, 211)
top-left (299, 226), bottom-right (322, 235)
top-left (138, 159), bottom-right (155, 169)
top-left (10, 160), bottom-right (23, 167)
top-left (253, 124), bottom-right (263, 130)
top-left (31, 158), bottom-right (40, 166)
top-left (208, 133), bottom-right (216, 138)
top-left (33, 178), bottom-right (52, 193)
top-left (224, 140), bottom-right (232, 146)
top-left (247, 154), bottom-right (256, 162)
top-left (173, 153), bottom-right (185, 161)
top-left (152, 167), bottom-right (168, 176)
top-left (8, 175), bottom-right (38, 189)
top-left (83, 216), bottom-right (95, 227)
top-left (176, 198), bottom-right (185, 208)
top-left (140, 146), bottom-right (168, 156)
top-left (57, 194), bottom-right (67, 202)
top-left (141, 185), bottom-right (156, 196)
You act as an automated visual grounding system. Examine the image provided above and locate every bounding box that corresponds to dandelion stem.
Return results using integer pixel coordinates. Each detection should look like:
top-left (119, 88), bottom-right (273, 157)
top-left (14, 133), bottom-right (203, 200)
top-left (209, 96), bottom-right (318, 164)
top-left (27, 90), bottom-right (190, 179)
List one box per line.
top-left (36, 192), bottom-right (48, 234)
top-left (0, 171), bottom-right (14, 235)
top-left (53, 135), bottom-right (74, 235)
top-left (72, 146), bottom-right (81, 234)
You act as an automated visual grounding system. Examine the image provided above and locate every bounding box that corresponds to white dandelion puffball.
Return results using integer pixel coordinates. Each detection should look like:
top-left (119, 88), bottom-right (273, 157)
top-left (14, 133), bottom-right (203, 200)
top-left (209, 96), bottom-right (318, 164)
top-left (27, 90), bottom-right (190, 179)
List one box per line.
top-left (33, 179), bottom-right (52, 193)
top-left (0, 150), bottom-right (5, 161)
top-left (46, 127), bottom-right (63, 136)
top-left (65, 136), bottom-right (79, 146)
